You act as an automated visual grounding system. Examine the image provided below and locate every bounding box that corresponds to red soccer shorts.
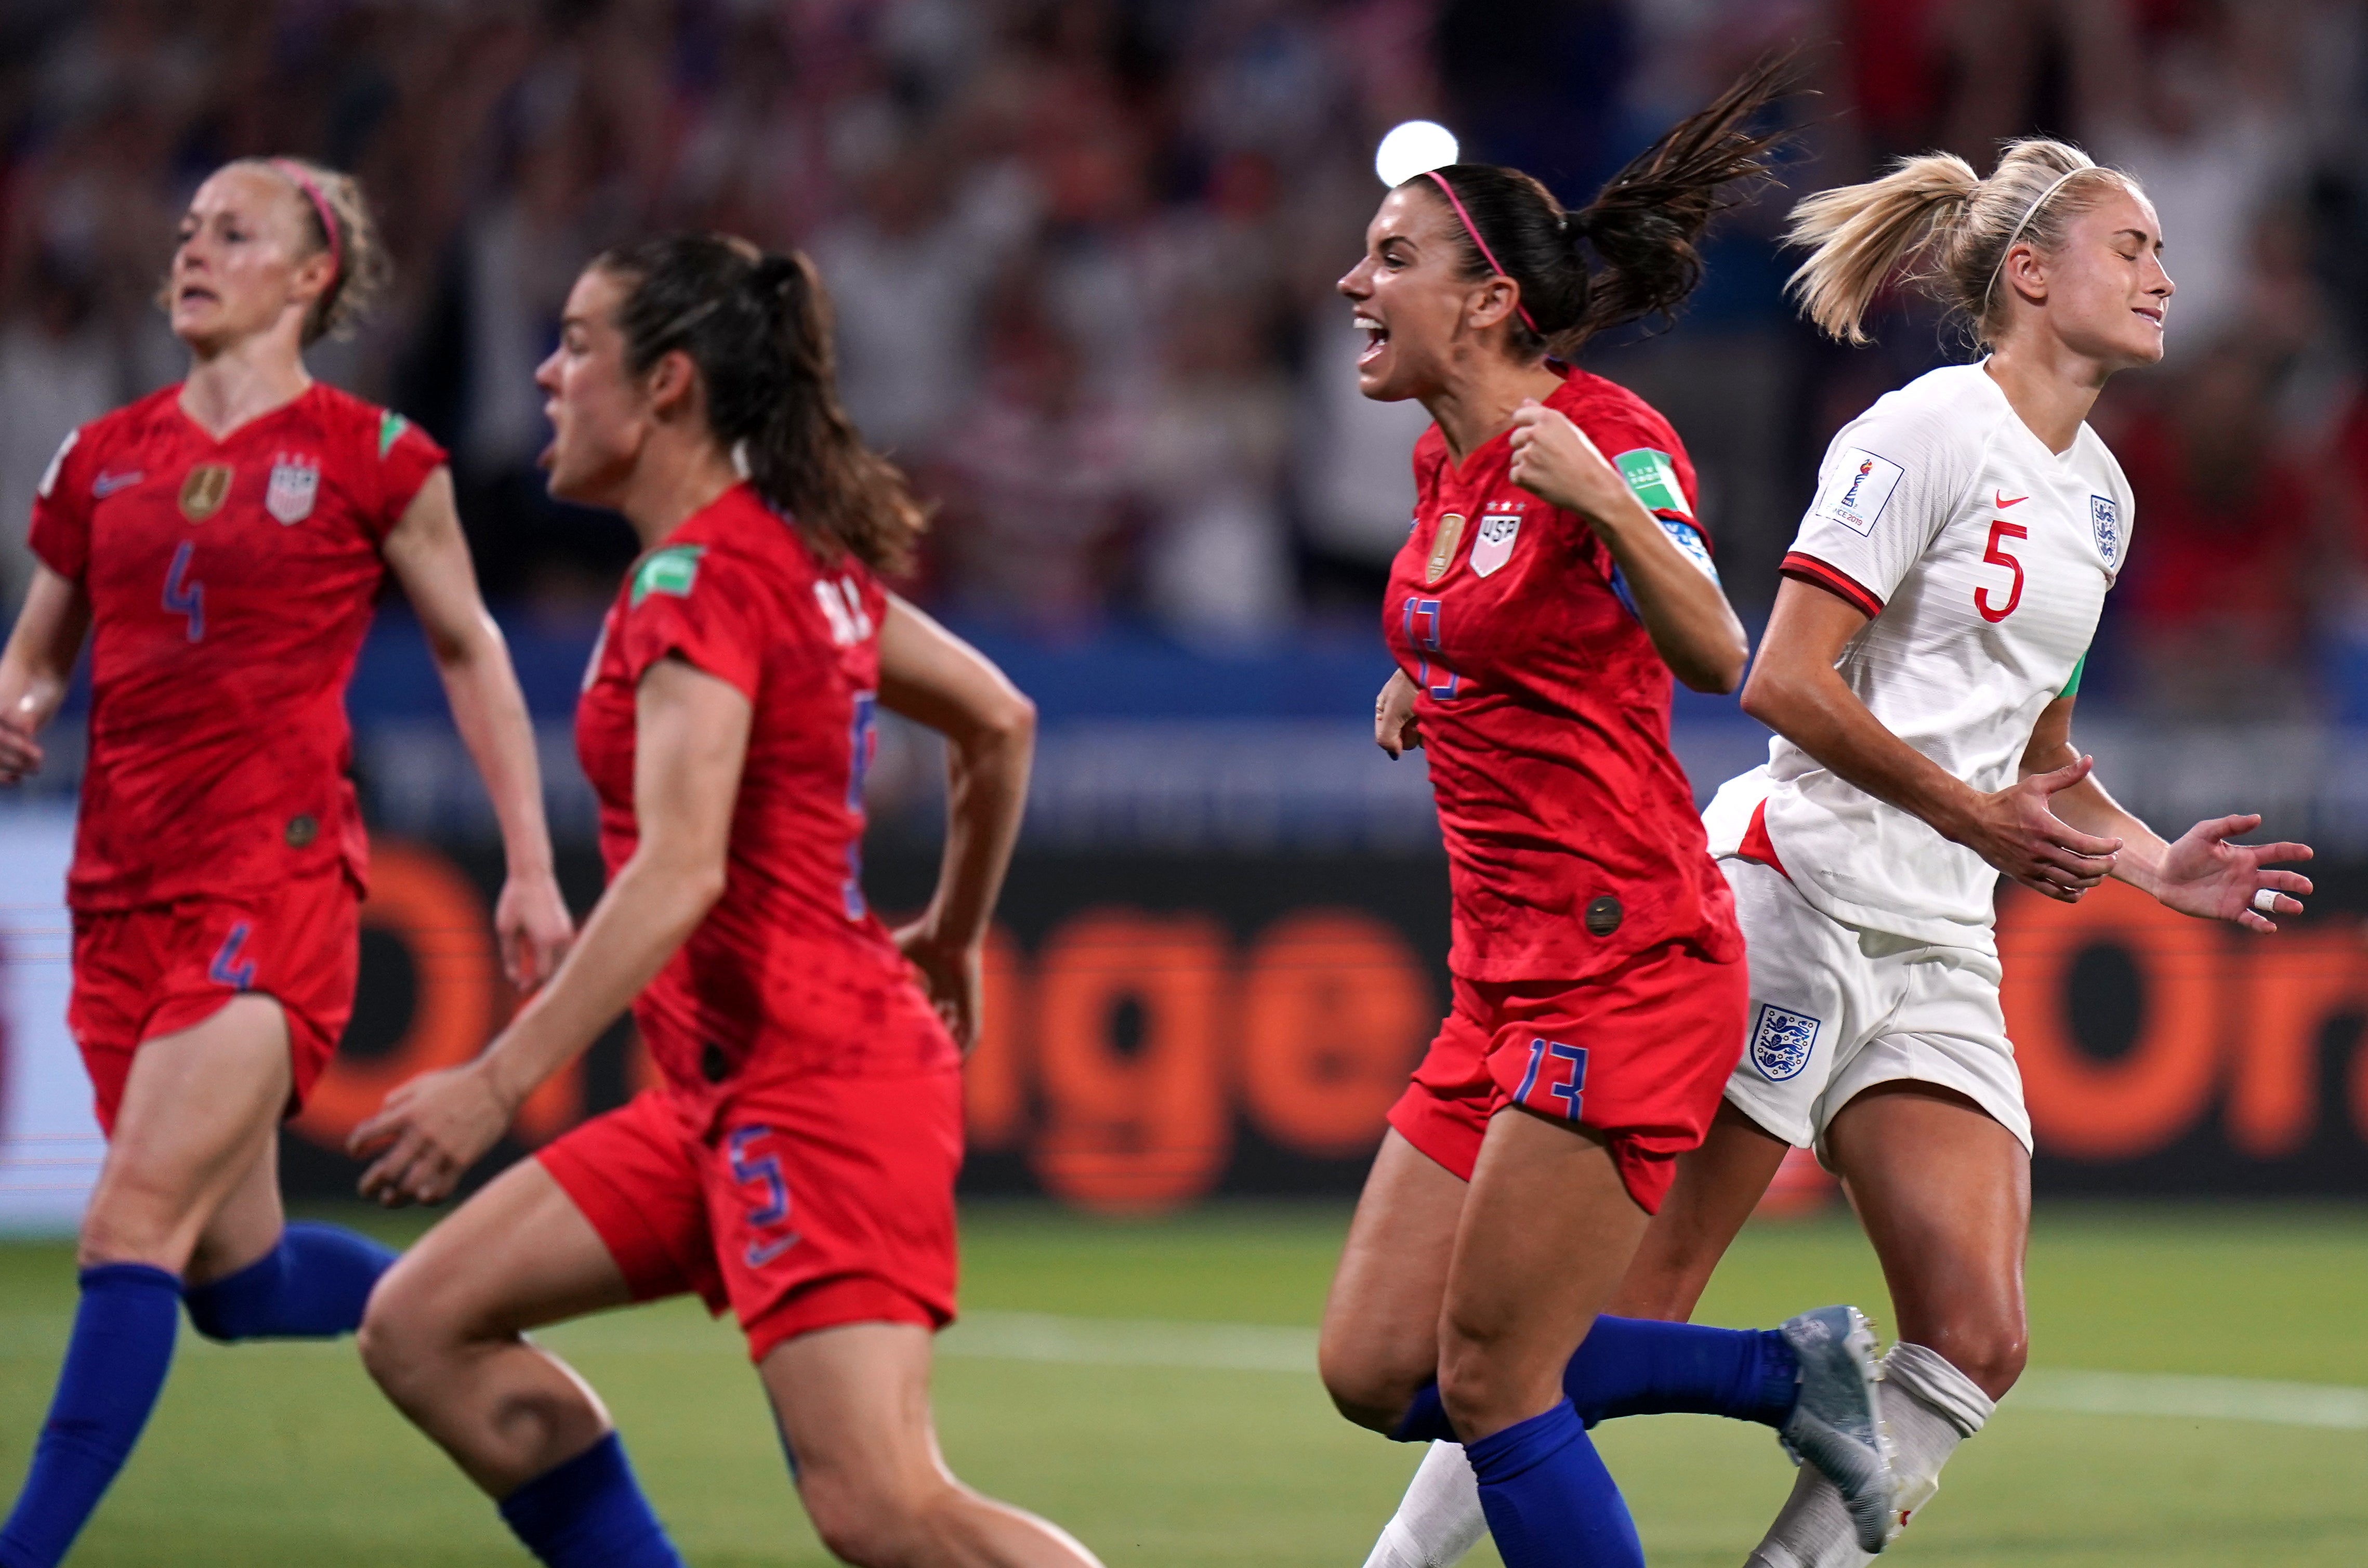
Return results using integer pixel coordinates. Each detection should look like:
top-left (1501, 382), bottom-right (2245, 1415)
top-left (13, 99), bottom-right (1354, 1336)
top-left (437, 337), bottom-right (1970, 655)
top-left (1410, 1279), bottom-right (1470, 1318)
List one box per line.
top-left (539, 1063), bottom-right (965, 1364)
top-left (1386, 938), bottom-right (1748, 1213)
top-left (69, 872), bottom-right (362, 1135)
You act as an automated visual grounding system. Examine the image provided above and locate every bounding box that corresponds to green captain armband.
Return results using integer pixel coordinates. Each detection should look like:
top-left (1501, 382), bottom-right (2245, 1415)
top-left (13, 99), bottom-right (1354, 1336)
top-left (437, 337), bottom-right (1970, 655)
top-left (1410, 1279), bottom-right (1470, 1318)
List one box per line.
top-left (2059, 653), bottom-right (2085, 699)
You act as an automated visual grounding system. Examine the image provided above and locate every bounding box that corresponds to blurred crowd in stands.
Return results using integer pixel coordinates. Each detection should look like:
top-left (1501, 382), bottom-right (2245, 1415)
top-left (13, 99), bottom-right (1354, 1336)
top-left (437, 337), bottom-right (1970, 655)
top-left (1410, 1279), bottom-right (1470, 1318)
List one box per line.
top-left (1, 0), bottom-right (2366, 718)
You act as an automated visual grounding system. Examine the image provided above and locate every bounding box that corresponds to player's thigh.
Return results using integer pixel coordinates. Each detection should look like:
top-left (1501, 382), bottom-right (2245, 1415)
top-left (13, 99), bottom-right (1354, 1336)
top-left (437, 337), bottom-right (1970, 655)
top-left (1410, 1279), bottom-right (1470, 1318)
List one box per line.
top-left (1609, 1100), bottom-right (1788, 1321)
top-left (362, 1156), bottom-right (634, 1364)
top-left (1438, 1106), bottom-right (1651, 1439)
top-left (758, 1323), bottom-right (946, 1556)
top-left (1319, 1127), bottom-right (1467, 1428)
top-left (82, 993), bottom-right (293, 1269)
top-left (1824, 1081), bottom-right (2029, 1398)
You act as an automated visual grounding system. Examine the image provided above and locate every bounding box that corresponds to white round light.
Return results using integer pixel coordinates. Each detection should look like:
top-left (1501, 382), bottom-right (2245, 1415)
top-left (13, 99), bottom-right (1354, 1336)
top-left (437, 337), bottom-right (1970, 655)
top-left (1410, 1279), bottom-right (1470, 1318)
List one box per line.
top-left (1375, 121), bottom-right (1459, 188)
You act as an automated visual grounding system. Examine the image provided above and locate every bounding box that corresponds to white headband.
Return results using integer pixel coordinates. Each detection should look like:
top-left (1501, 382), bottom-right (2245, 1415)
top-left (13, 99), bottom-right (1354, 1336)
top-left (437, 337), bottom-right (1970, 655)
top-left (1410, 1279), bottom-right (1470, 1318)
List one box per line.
top-left (1985, 165), bottom-right (2097, 309)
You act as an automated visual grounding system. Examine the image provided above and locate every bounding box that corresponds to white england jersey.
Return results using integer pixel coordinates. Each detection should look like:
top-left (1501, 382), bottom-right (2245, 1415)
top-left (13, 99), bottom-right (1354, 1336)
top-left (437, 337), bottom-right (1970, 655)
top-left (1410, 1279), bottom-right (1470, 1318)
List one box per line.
top-left (1703, 362), bottom-right (2133, 952)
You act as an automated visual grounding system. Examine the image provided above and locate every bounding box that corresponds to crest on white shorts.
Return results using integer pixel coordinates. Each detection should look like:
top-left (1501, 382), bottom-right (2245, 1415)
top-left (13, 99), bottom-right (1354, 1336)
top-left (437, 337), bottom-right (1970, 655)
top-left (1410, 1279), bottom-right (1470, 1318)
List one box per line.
top-left (266, 455), bottom-right (320, 524)
top-left (1471, 512), bottom-right (1521, 577)
top-left (1749, 1003), bottom-right (1820, 1082)
top-left (2090, 495), bottom-right (2119, 570)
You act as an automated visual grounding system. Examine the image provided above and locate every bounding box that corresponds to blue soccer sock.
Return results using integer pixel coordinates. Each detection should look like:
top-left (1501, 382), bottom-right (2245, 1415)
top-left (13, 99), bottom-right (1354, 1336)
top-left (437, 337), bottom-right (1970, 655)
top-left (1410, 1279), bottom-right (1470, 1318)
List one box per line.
top-left (0, 1263), bottom-right (182, 1568)
top-left (1466, 1399), bottom-right (1643, 1568)
top-left (1391, 1315), bottom-right (1797, 1442)
top-left (497, 1431), bottom-right (686, 1568)
top-left (182, 1222), bottom-right (396, 1341)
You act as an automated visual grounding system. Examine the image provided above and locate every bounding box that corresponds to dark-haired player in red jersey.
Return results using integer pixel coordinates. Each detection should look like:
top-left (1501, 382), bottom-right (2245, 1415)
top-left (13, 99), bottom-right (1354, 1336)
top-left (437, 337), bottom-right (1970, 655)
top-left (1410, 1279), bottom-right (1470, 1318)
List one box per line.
top-left (346, 234), bottom-right (1099, 1568)
top-left (0, 158), bottom-right (570, 1568)
top-left (1315, 63), bottom-right (1899, 1568)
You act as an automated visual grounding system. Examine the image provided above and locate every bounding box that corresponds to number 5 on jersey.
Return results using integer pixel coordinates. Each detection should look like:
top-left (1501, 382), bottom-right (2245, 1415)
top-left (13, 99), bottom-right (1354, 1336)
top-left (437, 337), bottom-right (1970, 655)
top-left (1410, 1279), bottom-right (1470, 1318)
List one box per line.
top-left (1975, 520), bottom-right (2025, 623)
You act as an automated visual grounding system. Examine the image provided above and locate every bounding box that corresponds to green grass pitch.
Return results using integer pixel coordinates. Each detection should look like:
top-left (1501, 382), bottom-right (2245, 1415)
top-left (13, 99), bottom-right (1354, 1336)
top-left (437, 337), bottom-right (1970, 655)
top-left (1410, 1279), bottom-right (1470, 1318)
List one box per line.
top-left (2, 1200), bottom-right (2365, 1564)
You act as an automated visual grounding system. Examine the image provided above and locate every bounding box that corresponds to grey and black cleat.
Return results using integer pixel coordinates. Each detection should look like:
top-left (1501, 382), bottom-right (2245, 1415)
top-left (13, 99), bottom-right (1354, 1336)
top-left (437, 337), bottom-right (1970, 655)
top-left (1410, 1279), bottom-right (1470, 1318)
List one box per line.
top-left (1775, 1306), bottom-right (1896, 1554)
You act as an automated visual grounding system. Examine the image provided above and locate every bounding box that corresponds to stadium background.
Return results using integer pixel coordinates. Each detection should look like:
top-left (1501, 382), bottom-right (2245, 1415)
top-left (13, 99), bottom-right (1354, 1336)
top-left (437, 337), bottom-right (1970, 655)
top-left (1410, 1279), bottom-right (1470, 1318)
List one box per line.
top-left (2, 3), bottom-right (2368, 1565)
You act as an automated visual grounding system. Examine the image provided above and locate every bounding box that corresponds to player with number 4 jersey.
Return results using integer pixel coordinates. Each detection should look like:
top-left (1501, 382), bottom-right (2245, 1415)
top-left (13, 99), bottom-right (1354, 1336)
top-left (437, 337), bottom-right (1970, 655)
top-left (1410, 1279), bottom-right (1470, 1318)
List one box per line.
top-left (0, 157), bottom-right (570, 1568)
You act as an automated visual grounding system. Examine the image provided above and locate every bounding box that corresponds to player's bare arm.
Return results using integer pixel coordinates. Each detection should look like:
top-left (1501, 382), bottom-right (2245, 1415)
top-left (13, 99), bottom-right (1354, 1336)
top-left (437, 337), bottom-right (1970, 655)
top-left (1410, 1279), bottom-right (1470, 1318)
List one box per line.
top-left (1742, 576), bottom-right (2121, 902)
top-left (876, 592), bottom-right (1035, 1050)
top-left (0, 565), bottom-right (90, 781)
top-left (350, 655), bottom-right (751, 1205)
top-left (1506, 399), bottom-right (1748, 693)
top-left (383, 466), bottom-right (573, 988)
top-left (1374, 668), bottom-right (1421, 757)
top-left (2018, 694), bottom-right (2311, 931)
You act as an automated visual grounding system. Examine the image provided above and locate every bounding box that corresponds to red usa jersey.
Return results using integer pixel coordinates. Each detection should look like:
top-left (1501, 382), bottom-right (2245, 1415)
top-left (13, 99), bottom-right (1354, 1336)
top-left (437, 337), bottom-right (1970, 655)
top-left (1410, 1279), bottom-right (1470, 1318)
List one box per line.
top-left (29, 381), bottom-right (444, 909)
top-left (575, 483), bottom-right (955, 1092)
top-left (1384, 366), bottom-right (1740, 982)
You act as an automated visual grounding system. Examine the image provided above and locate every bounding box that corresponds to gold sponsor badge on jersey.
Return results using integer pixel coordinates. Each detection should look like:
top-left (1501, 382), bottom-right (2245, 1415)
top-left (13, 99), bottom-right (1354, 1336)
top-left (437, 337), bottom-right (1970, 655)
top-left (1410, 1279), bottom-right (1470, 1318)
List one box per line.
top-left (179, 464), bottom-right (233, 522)
top-left (1424, 512), bottom-right (1466, 585)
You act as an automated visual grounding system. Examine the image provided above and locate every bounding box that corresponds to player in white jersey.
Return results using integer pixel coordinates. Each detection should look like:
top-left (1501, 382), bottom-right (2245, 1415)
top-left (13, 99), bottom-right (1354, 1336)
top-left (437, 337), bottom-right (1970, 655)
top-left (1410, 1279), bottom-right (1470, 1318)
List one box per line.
top-left (1356, 138), bottom-right (2315, 1568)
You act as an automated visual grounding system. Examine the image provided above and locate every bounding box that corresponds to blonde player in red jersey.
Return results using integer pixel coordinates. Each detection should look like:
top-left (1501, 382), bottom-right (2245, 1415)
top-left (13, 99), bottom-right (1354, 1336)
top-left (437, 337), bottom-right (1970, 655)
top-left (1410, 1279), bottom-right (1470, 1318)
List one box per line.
top-left (0, 159), bottom-right (570, 1567)
top-left (347, 235), bottom-right (1097, 1568)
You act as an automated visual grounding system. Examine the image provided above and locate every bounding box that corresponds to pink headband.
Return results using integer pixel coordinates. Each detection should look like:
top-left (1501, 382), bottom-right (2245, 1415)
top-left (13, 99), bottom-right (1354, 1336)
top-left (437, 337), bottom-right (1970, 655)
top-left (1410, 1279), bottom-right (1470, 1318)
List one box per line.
top-left (1427, 169), bottom-right (1538, 335)
top-left (271, 159), bottom-right (343, 283)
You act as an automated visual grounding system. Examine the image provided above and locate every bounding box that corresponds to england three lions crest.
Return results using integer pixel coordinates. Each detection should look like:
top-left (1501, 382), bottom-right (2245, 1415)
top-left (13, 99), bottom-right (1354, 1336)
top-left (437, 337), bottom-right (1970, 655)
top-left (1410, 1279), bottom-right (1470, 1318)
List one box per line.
top-left (1470, 511), bottom-right (1521, 577)
top-left (1749, 1003), bottom-right (1820, 1083)
top-left (2090, 495), bottom-right (2119, 571)
top-left (266, 455), bottom-right (320, 525)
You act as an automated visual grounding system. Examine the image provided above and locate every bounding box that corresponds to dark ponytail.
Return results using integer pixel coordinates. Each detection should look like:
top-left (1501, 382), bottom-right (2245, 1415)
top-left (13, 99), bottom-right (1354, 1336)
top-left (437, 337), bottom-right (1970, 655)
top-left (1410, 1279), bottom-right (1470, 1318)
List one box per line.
top-left (593, 233), bottom-right (928, 576)
top-left (1416, 55), bottom-right (1798, 359)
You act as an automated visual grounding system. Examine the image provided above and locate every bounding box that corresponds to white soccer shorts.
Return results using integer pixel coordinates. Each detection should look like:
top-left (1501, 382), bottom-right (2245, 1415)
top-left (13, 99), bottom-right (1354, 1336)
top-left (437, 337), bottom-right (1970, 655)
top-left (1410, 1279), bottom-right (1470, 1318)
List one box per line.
top-left (1719, 858), bottom-right (2031, 1157)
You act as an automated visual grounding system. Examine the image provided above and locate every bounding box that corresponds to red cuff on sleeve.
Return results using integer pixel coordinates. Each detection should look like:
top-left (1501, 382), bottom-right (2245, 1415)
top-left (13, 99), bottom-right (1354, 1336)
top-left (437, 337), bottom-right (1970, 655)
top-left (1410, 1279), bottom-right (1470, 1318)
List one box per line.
top-left (1780, 551), bottom-right (1884, 620)
top-left (617, 589), bottom-right (765, 702)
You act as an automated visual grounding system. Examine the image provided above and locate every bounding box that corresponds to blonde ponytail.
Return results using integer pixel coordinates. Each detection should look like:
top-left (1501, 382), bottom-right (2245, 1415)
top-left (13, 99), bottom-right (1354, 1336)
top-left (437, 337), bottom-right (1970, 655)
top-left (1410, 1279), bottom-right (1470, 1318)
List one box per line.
top-left (1785, 139), bottom-right (2143, 347)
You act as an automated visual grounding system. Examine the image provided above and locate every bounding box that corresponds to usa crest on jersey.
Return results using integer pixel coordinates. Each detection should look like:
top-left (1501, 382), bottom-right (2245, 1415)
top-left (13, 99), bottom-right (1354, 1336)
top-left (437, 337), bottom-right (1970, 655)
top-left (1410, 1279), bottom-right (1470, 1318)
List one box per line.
top-left (1471, 509), bottom-right (1521, 577)
top-left (266, 455), bottom-right (320, 524)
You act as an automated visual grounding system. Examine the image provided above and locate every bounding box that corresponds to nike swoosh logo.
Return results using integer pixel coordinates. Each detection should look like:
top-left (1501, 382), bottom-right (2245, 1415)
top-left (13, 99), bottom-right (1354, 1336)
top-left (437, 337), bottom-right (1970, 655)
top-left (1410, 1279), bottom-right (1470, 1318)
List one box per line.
top-left (92, 471), bottom-right (144, 497)
top-left (1995, 492), bottom-right (2029, 508)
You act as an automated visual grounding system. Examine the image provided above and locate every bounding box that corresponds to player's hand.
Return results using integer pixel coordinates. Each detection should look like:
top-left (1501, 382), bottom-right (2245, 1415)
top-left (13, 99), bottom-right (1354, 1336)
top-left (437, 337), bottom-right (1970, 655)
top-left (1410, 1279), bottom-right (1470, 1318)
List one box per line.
top-left (2150, 814), bottom-right (2312, 932)
top-left (896, 922), bottom-right (983, 1052)
top-left (1507, 399), bottom-right (1628, 522)
top-left (1375, 669), bottom-right (1422, 757)
top-left (348, 1061), bottom-right (515, 1207)
top-left (495, 869), bottom-right (574, 992)
top-left (0, 708), bottom-right (44, 784)
top-left (1957, 754), bottom-right (2122, 902)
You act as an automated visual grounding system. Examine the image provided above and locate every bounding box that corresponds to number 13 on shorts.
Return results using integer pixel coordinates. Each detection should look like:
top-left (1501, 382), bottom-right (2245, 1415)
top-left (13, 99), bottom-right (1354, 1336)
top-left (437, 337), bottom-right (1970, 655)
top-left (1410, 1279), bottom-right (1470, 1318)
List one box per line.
top-left (1510, 1036), bottom-right (1589, 1120)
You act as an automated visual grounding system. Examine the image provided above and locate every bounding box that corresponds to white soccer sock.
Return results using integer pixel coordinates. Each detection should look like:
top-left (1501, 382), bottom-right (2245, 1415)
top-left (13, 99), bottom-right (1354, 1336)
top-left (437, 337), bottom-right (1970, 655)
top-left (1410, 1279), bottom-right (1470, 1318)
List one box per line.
top-left (1361, 1440), bottom-right (1486, 1568)
top-left (1743, 1342), bottom-right (1995, 1567)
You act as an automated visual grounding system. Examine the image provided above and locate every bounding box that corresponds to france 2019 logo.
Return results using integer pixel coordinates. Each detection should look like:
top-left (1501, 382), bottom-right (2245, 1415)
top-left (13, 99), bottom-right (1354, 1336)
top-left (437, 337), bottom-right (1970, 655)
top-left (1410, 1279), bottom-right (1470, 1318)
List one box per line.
top-left (1749, 1003), bottom-right (1820, 1082)
top-left (2090, 495), bottom-right (2119, 569)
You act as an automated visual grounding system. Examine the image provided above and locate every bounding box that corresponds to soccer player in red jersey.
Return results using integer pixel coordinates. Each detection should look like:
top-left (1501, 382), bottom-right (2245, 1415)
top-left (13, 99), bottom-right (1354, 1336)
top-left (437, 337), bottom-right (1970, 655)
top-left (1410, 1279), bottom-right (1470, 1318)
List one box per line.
top-left (0, 159), bottom-right (571, 1568)
top-left (1315, 68), bottom-right (1896, 1568)
top-left (347, 236), bottom-right (1097, 1568)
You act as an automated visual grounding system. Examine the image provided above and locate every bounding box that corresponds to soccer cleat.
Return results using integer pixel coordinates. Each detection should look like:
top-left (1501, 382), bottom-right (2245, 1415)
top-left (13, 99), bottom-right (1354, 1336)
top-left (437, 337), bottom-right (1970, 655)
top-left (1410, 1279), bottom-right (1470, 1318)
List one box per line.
top-left (1774, 1306), bottom-right (1896, 1554)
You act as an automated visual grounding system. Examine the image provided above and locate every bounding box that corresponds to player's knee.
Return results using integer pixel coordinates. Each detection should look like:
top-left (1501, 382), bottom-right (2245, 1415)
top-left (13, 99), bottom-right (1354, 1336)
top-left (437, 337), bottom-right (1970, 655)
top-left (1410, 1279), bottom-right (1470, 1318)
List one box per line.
top-left (799, 1467), bottom-right (935, 1567)
top-left (356, 1261), bottom-right (451, 1399)
top-left (1317, 1337), bottom-right (1423, 1433)
top-left (75, 1184), bottom-right (190, 1273)
top-left (1915, 1320), bottom-right (2026, 1402)
top-left (1434, 1327), bottom-right (1524, 1439)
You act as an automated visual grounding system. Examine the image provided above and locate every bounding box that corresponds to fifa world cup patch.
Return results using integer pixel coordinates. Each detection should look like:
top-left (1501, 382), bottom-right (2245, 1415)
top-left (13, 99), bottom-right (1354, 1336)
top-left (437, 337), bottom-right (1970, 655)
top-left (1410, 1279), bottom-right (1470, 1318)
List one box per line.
top-left (1749, 1003), bottom-right (1821, 1082)
top-left (1813, 447), bottom-right (1904, 536)
top-left (2089, 495), bottom-right (2120, 570)
top-left (266, 455), bottom-right (320, 524)
top-left (1424, 513), bottom-right (1466, 585)
top-left (1614, 448), bottom-right (1691, 518)
top-left (378, 410), bottom-right (410, 458)
top-left (632, 544), bottom-right (705, 606)
top-left (179, 463), bottom-right (233, 523)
